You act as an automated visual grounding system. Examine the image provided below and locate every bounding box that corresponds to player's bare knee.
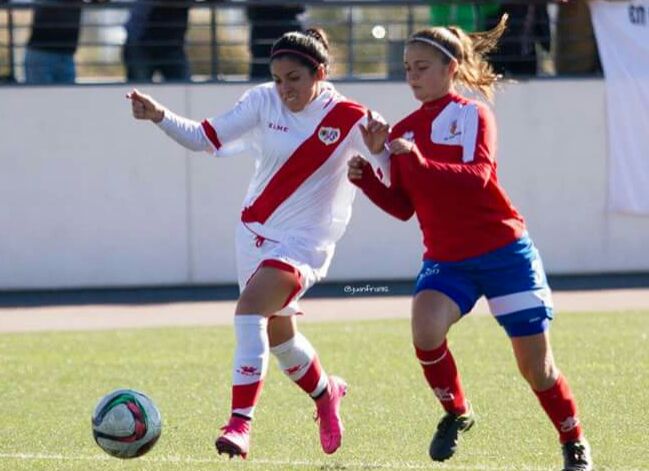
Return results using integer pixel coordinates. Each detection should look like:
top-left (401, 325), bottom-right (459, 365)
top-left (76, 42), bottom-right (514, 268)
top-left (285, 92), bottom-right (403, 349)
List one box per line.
top-left (517, 356), bottom-right (558, 391)
top-left (511, 332), bottom-right (557, 390)
top-left (267, 316), bottom-right (296, 347)
top-left (411, 306), bottom-right (454, 349)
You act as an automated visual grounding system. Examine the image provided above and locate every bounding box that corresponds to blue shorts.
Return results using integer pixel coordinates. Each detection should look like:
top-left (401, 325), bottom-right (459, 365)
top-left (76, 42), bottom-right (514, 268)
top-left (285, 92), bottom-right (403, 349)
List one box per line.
top-left (414, 234), bottom-right (553, 337)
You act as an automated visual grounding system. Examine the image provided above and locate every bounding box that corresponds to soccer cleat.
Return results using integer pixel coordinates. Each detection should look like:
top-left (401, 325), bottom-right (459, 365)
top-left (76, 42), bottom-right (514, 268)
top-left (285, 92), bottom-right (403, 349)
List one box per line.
top-left (314, 375), bottom-right (348, 454)
top-left (562, 439), bottom-right (593, 471)
top-left (215, 415), bottom-right (251, 459)
top-left (428, 403), bottom-right (475, 462)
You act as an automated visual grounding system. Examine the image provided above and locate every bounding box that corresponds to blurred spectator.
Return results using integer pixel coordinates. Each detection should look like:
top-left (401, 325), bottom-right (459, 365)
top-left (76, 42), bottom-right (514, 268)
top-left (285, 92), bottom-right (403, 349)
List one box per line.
top-left (555, 0), bottom-right (601, 74)
top-left (24, 0), bottom-right (107, 84)
top-left (429, 3), bottom-right (500, 32)
top-left (123, 0), bottom-right (191, 82)
top-left (1, 0), bottom-right (14, 82)
top-left (246, 4), bottom-right (304, 79)
top-left (485, 4), bottom-right (551, 76)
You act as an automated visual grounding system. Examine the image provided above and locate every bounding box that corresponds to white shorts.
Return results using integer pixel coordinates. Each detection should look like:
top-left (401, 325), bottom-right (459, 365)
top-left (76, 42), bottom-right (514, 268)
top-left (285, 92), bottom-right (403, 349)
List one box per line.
top-left (235, 222), bottom-right (335, 316)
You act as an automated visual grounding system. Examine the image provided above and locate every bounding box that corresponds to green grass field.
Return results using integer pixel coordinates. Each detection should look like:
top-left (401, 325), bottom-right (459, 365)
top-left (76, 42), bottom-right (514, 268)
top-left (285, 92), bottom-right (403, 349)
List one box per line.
top-left (0, 310), bottom-right (647, 471)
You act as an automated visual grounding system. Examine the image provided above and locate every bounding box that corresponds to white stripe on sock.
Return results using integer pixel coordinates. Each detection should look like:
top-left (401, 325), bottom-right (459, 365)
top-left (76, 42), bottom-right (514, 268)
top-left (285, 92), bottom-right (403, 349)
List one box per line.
top-left (418, 349), bottom-right (448, 366)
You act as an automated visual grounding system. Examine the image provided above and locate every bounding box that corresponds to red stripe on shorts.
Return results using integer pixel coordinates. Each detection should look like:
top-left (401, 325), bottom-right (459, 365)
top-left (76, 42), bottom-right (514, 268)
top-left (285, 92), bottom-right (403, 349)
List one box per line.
top-left (260, 259), bottom-right (303, 308)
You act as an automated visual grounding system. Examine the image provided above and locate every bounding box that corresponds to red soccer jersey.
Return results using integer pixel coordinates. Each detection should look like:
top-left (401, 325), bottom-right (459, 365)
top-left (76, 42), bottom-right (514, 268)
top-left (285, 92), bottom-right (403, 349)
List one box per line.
top-left (357, 92), bottom-right (526, 261)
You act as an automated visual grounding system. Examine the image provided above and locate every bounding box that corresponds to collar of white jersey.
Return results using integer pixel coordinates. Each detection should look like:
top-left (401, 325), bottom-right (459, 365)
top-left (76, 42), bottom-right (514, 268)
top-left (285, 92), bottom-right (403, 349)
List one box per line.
top-left (313, 81), bottom-right (339, 110)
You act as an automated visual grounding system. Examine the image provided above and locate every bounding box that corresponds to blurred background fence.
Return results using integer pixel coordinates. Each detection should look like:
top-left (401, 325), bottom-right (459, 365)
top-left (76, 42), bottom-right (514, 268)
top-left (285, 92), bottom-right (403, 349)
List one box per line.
top-left (0, 0), bottom-right (601, 84)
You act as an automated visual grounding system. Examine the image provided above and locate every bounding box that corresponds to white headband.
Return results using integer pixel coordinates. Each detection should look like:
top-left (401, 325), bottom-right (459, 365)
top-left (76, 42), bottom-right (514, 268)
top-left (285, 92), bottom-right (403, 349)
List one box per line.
top-left (410, 37), bottom-right (457, 62)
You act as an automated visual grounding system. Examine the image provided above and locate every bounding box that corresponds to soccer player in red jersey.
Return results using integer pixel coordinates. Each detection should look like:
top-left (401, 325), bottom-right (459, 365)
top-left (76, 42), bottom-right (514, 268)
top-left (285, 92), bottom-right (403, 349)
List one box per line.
top-left (348, 16), bottom-right (592, 471)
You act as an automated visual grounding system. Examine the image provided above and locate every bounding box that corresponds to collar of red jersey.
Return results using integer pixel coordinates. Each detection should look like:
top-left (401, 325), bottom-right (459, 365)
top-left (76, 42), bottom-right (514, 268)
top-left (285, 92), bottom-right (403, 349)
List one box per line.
top-left (421, 92), bottom-right (457, 111)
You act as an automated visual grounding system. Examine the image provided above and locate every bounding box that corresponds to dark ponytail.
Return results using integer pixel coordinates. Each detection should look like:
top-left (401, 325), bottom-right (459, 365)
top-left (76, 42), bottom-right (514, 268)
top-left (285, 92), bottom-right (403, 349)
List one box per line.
top-left (305, 28), bottom-right (329, 53)
top-left (270, 28), bottom-right (331, 74)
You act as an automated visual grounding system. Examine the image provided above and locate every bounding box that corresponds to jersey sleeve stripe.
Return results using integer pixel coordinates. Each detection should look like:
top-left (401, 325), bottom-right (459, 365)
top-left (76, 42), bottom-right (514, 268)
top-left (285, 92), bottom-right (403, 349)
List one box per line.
top-left (201, 119), bottom-right (222, 151)
top-left (462, 104), bottom-right (479, 163)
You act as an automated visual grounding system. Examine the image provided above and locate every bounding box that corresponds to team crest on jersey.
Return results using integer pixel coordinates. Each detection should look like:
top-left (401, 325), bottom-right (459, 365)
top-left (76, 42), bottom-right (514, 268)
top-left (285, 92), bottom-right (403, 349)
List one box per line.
top-left (402, 131), bottom-right (415, 142)
top-left (318, 127), bottom-right (341, 145)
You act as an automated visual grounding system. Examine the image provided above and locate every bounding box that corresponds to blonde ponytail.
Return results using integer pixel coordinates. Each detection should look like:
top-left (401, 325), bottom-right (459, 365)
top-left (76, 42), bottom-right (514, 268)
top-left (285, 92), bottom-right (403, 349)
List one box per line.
top-left (409, 14), bottom-right (508, 101)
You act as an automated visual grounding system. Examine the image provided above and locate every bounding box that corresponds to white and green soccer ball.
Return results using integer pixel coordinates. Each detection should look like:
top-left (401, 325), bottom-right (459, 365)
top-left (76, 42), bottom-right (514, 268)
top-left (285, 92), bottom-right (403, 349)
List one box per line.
top-left (91, 388), bottom-right (162, 459)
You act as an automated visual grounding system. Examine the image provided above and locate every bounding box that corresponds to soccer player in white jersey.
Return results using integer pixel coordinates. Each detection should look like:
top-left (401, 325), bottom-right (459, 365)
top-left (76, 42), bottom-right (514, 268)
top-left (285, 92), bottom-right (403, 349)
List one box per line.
top-left (127, 29), bottom-right (389, 459)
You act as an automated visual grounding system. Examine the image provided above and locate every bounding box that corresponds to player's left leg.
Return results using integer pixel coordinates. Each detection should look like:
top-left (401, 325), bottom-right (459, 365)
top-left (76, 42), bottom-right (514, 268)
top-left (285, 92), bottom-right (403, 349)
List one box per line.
top-left (267, 311), bottom-right (347, 454)
top-left (480, 234), bottom-right (592, 471)
top-left (510, 331), bottom-right (592, 471)
top-left (411, 262), bottom-right (479, 464)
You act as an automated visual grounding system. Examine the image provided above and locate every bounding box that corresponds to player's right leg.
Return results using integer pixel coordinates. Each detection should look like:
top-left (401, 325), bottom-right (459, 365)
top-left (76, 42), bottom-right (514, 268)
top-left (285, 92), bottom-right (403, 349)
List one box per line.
top-left (268, 316), bottom-right (347, 454)
top-left (215, 266), bottom-right (301, 459)
top-left (412, 260), bottom-right (480, 462)
top-left (412, 290), bottom-right (475, 462)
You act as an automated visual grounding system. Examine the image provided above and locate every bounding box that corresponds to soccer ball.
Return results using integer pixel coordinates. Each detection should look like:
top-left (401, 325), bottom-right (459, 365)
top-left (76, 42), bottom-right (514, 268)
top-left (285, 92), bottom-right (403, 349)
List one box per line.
top-left (91, 388), bottom-right (162, 459)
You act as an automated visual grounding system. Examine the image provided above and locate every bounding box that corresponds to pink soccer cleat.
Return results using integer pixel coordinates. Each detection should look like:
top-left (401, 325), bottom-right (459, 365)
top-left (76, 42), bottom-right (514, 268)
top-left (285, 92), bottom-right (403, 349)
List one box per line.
top-left (314, 376), bottom-right (348, 454)
top-left (215, 416), bottom-right (251, 459)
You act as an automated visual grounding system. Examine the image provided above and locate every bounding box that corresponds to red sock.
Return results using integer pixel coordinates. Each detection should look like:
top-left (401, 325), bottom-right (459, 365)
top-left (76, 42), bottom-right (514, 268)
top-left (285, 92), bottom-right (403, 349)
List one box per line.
top-left (534, 374), bottom-right (583, 443)
top-left (415, 340), bottom-right (467, 415)
top-left (231, 380), bottom-right (264, 419)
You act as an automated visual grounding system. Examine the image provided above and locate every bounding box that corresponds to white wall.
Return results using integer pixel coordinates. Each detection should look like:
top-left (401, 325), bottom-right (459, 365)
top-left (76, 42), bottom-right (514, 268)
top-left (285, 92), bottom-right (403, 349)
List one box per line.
top-left (1, 80), bottom-right (648, 290)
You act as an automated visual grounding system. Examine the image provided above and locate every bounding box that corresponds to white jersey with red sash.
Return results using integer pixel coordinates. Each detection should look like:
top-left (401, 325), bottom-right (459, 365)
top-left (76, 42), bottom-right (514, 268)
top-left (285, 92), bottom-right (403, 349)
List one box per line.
top-left (200, 82), bottom-right (387, 249)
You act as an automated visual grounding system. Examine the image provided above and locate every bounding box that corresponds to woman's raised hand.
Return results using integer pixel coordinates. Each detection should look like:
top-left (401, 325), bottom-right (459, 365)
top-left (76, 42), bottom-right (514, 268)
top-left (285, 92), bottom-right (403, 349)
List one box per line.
top-left (126, 89), bottom-right (165, 123)
top-left (359, 110), bottom-right (390, 154)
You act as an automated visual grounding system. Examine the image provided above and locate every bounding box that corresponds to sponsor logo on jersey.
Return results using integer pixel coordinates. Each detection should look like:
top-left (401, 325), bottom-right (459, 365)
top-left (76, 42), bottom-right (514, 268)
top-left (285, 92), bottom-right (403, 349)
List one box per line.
top-left (318, 127), bottom-right (341, 145)
top-left (268, 122), bottom-right (289, 132)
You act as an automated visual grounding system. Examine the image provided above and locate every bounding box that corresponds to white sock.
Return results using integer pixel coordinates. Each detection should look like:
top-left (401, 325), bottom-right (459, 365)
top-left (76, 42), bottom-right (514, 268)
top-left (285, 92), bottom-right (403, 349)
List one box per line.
top-left (231, 314), bottom-right (269, 418)
top-left (270, 332), bottom-right (328, 398)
